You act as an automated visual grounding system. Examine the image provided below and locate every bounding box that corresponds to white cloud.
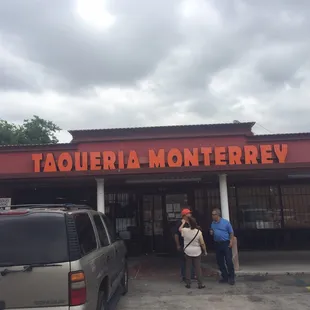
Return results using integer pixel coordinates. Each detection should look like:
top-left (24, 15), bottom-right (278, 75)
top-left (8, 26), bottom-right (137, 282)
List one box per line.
top-left (0, 0), bottom-right (310, 142)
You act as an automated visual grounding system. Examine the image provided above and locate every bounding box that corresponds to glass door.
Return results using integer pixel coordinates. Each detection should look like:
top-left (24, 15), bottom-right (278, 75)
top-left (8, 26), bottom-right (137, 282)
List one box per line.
top-left (142, 195), bottom-right (165, 253)
top-left (164, 193), bottom-right (190, 254)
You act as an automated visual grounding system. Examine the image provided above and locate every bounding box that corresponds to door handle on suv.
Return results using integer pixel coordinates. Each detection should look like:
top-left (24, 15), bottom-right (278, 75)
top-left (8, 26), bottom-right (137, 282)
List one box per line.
top-left (106, 255), bottom-right (110, 262)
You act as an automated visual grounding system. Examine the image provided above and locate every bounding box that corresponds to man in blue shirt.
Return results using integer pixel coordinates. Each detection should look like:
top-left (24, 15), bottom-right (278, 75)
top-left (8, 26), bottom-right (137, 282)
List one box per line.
top-left (210, 208), bottom-right (235, 285)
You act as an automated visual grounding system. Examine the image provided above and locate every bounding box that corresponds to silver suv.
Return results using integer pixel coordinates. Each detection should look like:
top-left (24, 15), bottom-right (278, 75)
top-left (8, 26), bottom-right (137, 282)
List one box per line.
top-left (0, 204), bottom-right (128, 310)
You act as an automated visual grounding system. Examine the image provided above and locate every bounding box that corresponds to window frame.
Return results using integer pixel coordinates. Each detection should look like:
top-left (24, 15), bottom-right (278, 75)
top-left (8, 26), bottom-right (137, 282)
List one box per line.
top-left (98, 212), bottom-right (116, 244)
top-left (73, 212), bottom-right (99, 257)
top-left (92, 213), bottom-right (111, 248)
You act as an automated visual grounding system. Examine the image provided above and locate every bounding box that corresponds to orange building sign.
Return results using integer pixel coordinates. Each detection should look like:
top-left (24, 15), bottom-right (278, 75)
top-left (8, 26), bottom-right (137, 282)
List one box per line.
top-left (31, 144), bottom-right (288, 173)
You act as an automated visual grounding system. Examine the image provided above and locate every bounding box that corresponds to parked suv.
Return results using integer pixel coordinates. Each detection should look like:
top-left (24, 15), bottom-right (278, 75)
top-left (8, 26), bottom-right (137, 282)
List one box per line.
top-left (0, 204), bottom-right (128, 310)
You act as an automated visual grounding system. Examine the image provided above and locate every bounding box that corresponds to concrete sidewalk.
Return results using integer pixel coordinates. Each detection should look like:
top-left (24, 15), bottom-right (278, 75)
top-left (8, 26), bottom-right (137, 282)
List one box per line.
top-left (228, 251), bottom-right (310, 275)
top-left (118, 253), bottom-right (310, 309)
top-left (128, 255), bottom-right (218, 281)
top-left (128, 251), bottom-right (310, 280)
top-left (117, 274), bottom-right (310, 310)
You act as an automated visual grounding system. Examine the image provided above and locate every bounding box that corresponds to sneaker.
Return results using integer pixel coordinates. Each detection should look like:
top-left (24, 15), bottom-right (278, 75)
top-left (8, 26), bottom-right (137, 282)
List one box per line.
top-left (185, 284), bottom-right (191, 289)
top-left (198, 285), bottom-right (205, 289)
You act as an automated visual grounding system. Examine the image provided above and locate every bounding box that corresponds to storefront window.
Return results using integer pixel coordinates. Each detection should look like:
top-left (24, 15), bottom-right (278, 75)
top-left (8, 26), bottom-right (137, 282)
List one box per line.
top-left (236, 186), bottom-right (281, 229)
top-left (104, 192), bottom-right (139, 237)
top-left (165, 194), bottom-right (188, 222)
top-left (194, 187), bottom-right (237, 229)
top-left (280, 184), bottom-right (310, 228)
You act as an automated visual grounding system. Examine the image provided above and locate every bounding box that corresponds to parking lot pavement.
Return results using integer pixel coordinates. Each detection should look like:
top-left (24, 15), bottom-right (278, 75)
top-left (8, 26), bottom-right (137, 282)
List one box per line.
top-left (116, 274), bottom-right (310, 310)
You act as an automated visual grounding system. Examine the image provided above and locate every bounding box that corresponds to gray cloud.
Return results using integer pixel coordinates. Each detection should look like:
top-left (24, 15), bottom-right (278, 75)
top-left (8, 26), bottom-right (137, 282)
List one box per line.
top-left (0, 0), bottom-right (310, 140)
top-left (0, 0), bottom-right (181, 91)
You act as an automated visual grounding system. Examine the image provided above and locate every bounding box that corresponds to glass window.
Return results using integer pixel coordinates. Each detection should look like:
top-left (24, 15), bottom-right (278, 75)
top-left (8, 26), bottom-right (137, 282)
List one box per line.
top-left (101, 215), bottom-right (116, 243)
top-left (74, 213), bottom-right (97, 256)
top-left (236, 186), bottom-right (282, 229)
top-left (281, 184), bottom-right (310, 228)
top-left (0, 213), bottom-right (69, 266)
top-left (93, 214), bottom-right (110, 247)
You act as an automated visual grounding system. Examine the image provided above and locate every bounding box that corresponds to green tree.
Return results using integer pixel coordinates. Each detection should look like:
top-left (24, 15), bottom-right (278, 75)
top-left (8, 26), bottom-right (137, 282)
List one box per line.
top-left (0, 120), bottom-right (20, 145)
top-left (0, 116), bottom-right (61, 145)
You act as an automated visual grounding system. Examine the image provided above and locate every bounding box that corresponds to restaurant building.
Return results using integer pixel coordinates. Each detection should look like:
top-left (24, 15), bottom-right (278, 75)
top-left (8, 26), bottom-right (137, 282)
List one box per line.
top-left (0, 122), bottom-right (310, 255)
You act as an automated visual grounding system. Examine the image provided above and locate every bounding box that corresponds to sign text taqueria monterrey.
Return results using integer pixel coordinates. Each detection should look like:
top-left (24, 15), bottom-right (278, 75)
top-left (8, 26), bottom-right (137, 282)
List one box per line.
top-left (32, 144), bottom-right (288, 173)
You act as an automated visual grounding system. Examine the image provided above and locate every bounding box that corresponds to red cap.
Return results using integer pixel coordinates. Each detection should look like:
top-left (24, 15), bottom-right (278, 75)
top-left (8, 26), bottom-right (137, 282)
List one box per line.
top-left (181, 208), bottom-right (191, 216)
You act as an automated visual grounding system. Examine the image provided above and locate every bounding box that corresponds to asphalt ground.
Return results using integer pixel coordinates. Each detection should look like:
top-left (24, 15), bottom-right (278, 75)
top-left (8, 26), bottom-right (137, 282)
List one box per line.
top-left (114, 274), bottom-right (310, 310)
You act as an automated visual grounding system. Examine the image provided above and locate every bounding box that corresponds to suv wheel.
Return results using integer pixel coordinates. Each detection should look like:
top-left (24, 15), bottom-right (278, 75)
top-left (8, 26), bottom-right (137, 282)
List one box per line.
top-left (121, 262), bottom-right (129, 295)
top-left (97, 291), bottom-right (109, 310)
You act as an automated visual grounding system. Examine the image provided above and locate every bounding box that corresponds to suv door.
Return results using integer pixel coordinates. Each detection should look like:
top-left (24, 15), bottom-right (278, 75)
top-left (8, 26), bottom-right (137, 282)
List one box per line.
top-left (72, 212), bottom-right (99, 310)
top-left (100, 214), bottom-right (126, 286)
top-left (92, 213), bottom-right (117, 299)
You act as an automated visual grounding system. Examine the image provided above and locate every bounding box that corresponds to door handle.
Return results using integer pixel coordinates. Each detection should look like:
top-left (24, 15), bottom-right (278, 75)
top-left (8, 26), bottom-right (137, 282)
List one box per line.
top-left (107, 256), bottom-right (110, 262)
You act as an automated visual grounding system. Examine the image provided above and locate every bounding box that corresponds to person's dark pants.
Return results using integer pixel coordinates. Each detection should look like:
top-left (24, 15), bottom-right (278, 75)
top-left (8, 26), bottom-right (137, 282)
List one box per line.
top-left (179, 250), bottom-right (195, 279)
top-left (185, 254), bottom-right (203, 286)
top-left (215, 241), bottom-right (235, 281)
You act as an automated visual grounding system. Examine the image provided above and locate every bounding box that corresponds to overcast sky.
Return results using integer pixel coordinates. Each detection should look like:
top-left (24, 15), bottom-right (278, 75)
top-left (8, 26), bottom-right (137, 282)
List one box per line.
top-left (0, 0), bottom-right (309, 142)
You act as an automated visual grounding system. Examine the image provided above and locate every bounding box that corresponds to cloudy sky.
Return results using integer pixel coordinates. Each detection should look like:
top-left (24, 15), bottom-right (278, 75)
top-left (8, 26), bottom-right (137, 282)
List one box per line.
top-left (0, 0), bottom-right (309, 142)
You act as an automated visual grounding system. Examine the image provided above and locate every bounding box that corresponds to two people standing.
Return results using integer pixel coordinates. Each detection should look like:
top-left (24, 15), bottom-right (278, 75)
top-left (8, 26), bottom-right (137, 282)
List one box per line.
top-left (174, 208), bottom-right (207, 289)
top-left (175, 207), bottom-right (235, 287)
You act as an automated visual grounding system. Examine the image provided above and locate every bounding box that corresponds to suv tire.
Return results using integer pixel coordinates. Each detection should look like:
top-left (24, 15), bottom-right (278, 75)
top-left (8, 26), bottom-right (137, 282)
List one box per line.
top-left (97, 291), bottom-right (109, 310)
top-left (121, 262), bottom-right (129, 295)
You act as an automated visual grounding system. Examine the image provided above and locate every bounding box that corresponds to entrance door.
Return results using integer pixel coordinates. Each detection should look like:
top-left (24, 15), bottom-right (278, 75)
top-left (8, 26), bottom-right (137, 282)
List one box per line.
top-left (141, 192), bottom-right (192, 254)
top-left (142, 195), bottom-right (165, 253)
top-left (165, 193), bottom-right (190, 254)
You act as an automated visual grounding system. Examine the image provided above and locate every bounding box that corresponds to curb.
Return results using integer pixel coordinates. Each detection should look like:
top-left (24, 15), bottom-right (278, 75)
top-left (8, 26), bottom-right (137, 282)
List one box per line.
top-left (202, 263), bottom-right (310, 277)
top-left (235, 271), bottom-right (310, 276)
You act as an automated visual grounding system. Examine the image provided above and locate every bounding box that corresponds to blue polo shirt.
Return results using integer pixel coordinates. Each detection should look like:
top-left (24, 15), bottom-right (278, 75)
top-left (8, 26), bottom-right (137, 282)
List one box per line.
top-left (211, 218), bottom-right (233, 242)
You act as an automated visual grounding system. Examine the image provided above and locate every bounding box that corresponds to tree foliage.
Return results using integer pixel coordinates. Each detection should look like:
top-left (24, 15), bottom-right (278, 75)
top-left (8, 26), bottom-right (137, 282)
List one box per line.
top-left (0, 115), bottom-right (61, 145)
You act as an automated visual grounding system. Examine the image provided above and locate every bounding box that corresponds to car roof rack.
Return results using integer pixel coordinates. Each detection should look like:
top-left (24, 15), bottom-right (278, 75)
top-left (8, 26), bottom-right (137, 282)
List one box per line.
top-left (9, 204), bottom-right (92, 211)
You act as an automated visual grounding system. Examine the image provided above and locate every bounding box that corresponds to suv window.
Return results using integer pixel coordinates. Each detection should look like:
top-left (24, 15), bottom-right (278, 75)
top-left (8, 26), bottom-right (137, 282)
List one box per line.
top-left (93, 214), bottom-right (110, 247)
top-left (101, 215), bottom-right (116, 243)
top-left (0, 212), bottom-right (69, 266)
top-left (74, 213), bottom-right (97, 256)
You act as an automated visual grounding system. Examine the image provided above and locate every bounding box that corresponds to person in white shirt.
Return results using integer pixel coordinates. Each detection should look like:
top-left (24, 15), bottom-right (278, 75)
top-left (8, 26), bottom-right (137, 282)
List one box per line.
top-left (179, 216), bottom-right (207, 289)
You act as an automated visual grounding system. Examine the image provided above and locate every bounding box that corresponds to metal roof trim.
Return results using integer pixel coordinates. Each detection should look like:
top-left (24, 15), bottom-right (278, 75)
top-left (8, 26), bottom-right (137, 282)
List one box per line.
top-left (248, 132), bottom-right (310, 141)
top-left (68, 122), bottom-right (256, 134)
top-left (0, 142), bottom-right (77, 152)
